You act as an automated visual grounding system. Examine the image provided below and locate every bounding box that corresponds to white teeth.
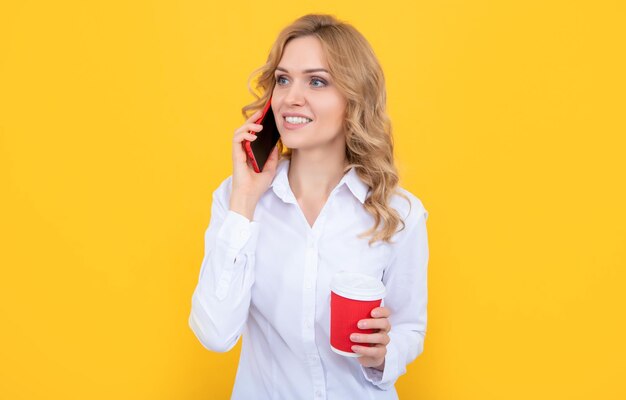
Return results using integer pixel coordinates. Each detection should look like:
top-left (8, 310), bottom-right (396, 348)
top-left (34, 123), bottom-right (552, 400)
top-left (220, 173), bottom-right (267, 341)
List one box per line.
top-left (285, 116), bottom-right (312, 124)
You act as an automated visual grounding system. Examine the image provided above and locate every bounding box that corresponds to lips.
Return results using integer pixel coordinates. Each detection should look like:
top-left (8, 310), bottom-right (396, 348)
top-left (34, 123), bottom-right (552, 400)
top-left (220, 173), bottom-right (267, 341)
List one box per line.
top-left (280, 111), bottom-right (314, 130)
top-left (281, 112), bottom-right (313, 120)
top-left (284, 116), bottom-right (312, 124)
top-left (282, 116), bottom-right (313, 130)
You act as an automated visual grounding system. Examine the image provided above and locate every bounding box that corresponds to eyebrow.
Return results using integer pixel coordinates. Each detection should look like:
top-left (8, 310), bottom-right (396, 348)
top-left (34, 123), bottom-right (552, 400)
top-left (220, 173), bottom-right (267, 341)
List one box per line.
top-left (275, 67), bottom-right (330, 74)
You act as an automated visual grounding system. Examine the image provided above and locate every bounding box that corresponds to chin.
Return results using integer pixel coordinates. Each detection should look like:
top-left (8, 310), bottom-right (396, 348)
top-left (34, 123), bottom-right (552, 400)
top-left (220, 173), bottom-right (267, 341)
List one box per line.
top-left (279, 138), bottom-right (304, 150)
top-left (278, 131), bottom-right (304, 148)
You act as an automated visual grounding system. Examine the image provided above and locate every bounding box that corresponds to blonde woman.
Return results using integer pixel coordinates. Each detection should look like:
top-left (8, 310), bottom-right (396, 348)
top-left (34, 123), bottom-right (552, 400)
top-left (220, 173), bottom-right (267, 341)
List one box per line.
top-left (189, 14), bottom-right (429, 399)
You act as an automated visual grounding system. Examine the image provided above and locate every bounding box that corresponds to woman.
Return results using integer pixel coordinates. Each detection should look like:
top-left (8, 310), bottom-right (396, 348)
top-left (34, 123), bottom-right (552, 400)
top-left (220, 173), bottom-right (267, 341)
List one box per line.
top-left (189, 14), bottom-right (429, 399)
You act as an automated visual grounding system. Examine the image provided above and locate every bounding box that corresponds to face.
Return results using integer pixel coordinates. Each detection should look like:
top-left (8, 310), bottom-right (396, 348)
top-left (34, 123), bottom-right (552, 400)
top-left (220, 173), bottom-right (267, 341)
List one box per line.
top-left (271, 36), bottom-right (347, 152)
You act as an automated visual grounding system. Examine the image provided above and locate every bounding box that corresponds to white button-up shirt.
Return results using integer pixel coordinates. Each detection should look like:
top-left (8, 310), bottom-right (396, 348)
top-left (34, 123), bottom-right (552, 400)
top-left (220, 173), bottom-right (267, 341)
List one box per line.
top-left (189, 159), bottom-right (429, 399)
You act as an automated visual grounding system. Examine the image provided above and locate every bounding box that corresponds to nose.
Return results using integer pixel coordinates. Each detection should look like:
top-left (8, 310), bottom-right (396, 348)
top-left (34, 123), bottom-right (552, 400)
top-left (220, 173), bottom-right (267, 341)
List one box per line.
top-left (283, 81), bottom-right (306, 106)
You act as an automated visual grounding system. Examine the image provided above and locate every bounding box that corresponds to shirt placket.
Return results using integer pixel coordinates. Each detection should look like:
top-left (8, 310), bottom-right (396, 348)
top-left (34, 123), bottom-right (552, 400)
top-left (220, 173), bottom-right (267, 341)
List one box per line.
top-left (302, 210), bottom-right (330, 400)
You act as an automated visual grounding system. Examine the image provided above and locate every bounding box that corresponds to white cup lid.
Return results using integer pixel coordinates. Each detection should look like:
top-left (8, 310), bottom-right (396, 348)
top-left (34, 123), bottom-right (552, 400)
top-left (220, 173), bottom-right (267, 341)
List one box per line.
top-left (330, 271), bottom-right (386, 301)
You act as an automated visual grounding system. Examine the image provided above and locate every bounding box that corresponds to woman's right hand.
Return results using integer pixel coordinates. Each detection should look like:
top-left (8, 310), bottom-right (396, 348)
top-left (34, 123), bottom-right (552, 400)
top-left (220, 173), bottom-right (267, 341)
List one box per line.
top-left (229, 110), bottom-right (280, 220)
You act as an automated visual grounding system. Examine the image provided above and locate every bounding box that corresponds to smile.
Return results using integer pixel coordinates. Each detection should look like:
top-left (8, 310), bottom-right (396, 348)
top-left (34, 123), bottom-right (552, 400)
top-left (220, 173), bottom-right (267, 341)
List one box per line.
top-left (283, 116), bottom-right (313, 130)
top-left (284, 116), bottom-right (313, 124)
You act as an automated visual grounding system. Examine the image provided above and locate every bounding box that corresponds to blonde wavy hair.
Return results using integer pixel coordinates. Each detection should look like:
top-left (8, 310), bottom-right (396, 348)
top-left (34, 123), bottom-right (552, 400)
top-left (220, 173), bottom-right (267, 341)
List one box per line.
top-left (242, 14), bottom-right (410, 245)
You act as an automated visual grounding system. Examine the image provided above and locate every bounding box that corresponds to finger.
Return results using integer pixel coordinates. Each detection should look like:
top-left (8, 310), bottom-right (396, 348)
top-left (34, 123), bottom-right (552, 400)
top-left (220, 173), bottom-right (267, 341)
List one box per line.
top-left (356, 354), bottom-right (386, 369)
top-left (234, 123), bottom-right (263, 136)
top-left (352, 343), bottom-right (387, 358)
top-left (371, 307), bottom-right (391, 318)
top-left (350, 332), bottom-right (390, 346)
top-left (233, 131), bottom-right (259, 144)
top-left (232, 135), bottom-right (256, 165)
top-left (232, 142), bottom-right (249, 165)
top-left (358, 318), bottom-right (391, 332)
top-left (246, 110), bottom-right (262, 123)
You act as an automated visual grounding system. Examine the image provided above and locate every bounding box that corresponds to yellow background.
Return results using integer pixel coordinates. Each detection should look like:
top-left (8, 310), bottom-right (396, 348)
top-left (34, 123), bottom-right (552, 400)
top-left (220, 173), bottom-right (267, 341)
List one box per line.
top-left (1, 0), bottom-right (625, 398)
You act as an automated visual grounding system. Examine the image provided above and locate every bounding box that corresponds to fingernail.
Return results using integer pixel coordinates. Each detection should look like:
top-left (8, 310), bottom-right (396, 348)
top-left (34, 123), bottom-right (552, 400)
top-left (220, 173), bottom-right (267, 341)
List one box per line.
top-left (372, 311), bottom-right (379, 317)
top-left (358, 321), bottom-right (366, 328)
top-left (351, 346), bottom-right (358, 352)
top-left (351, 334), bottom-right (359, 341)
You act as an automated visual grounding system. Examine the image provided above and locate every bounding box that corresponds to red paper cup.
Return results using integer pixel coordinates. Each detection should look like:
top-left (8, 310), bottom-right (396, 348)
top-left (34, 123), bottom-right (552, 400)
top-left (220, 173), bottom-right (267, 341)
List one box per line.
top-left (330, 272), bottom-right (386, 357)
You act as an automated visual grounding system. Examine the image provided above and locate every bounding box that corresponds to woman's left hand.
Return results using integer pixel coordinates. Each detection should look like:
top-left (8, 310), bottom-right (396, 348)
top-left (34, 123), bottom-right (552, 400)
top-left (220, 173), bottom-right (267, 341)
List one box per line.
top-left (350, 306), bottom-right (391, 371)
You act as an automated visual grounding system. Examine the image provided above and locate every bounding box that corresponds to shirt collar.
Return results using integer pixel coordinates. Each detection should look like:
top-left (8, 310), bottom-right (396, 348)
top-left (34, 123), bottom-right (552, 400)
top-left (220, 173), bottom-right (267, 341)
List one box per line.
top-left (270, 160), bottom-right (295, 204)
top-left (270, 159), bottom-right (370, 204)
top-left (341, 166), bottom-right (370, 204)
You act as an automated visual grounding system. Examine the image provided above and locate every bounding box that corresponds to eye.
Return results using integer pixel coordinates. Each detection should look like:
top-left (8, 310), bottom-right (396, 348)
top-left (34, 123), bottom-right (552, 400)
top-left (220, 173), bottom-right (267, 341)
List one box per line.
top-left (311, 77), bottom-right (327, 87)
top-left (276, 75), bottom-right (289, 86)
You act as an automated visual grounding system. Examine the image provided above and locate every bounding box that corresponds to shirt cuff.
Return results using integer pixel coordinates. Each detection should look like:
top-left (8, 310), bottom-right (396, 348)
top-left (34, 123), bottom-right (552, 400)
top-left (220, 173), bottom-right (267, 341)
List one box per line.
top-left (360, 338), bottom-right (399, 390)
top-left (216, 210), bottom-right (260, 254)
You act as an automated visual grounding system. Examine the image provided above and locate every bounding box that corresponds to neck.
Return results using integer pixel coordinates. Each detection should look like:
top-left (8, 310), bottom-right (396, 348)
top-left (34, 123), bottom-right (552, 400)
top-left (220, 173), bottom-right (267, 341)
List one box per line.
top-left (287, 148), bottom-right (349, 200)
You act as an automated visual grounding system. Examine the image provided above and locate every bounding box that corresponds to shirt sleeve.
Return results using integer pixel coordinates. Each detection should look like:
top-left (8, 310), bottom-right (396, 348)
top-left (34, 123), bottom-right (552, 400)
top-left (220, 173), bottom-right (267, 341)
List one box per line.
top-left (188, 176), bottom-right (260, 353)
top-left (361, 198), bottom-right (429, 390)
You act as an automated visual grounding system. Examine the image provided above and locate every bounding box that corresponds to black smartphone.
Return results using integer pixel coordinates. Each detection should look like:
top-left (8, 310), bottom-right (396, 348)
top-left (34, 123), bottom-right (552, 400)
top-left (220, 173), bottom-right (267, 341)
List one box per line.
top-left (243, 98), bottom-right (280, 173)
